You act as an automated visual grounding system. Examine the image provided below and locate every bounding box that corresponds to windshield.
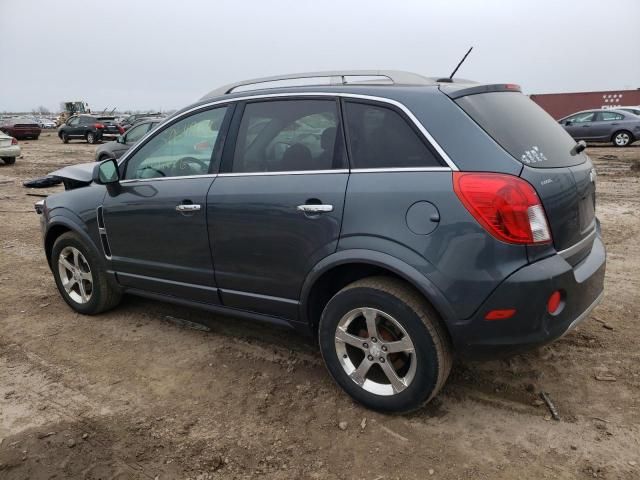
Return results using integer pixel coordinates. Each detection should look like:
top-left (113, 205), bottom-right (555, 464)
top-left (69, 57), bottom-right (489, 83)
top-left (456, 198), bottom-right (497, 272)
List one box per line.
top-left (456, 92), bottom-right (585, 168)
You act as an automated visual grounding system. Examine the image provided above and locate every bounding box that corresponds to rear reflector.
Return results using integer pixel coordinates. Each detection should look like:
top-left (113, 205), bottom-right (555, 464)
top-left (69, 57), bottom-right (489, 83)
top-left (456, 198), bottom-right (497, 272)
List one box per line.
top-left (485, 309), bottom-right (516, 320)
top-left (11, 137), bottom-right (18, 145)
top-left (453, 172), bottom-right (552, 245)
top-left (547, 291), bottom-right (562, 315)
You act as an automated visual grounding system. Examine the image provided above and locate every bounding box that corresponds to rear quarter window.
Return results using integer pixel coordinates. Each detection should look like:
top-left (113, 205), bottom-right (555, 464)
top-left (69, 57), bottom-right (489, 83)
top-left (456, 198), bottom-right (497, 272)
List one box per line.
top-left (455, 92), bottom-right (584, 168)
top-left (344, 101), bottom-right (443, 169)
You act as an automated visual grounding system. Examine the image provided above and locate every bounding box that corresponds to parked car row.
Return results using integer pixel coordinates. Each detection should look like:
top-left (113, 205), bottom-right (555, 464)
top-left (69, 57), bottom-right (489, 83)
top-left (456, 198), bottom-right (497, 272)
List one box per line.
top-left (559, 106), bottom-right (640, 146)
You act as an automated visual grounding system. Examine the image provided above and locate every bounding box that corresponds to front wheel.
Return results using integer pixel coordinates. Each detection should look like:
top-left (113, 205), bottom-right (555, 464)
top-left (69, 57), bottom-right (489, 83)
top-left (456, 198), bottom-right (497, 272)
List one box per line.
top-left (2, 157), bottom-right (16, 165)
top-left (51, 232), bottom-right (122, 315)
top-left (612, 130), bottom-right (632, 147)
top-left (319, 277), bottom-right (452, 413)
top-left (61, 132), bottom-right (69, 144)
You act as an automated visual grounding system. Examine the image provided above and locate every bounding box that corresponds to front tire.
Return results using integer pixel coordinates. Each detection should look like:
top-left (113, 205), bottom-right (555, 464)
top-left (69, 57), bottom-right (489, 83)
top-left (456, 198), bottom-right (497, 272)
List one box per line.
top-left (2, 157), bottom-right (16, 165)
top-left (51, 232), bottom-right (122, 315)
top-left (612, 130), bottom-right (633, 147)
top-left (61, 132), bottom-right (69, 144)
top-left (319, 276), bottom-right (452, 413)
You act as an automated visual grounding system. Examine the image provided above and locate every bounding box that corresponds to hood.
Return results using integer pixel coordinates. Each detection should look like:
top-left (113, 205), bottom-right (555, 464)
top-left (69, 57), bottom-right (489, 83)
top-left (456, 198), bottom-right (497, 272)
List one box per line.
top-left (49, 162), bottom-right (95, 190)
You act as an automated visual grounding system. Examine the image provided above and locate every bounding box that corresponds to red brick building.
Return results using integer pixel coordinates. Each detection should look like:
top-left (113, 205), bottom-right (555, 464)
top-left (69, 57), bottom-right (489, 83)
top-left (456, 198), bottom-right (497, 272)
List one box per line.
top-left (530, 89), bottom-right (640, 119)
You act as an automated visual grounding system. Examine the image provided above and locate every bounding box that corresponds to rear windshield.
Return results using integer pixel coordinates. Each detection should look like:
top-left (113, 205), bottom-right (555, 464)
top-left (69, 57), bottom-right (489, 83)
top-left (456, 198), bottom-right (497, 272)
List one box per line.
top-left (455, 92), bottom-right (584, 168)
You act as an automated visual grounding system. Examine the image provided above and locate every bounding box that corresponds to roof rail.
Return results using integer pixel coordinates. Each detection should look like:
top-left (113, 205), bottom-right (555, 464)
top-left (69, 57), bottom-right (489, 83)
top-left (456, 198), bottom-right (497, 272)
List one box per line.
top-left (201, 70), bottom-right (435, 100)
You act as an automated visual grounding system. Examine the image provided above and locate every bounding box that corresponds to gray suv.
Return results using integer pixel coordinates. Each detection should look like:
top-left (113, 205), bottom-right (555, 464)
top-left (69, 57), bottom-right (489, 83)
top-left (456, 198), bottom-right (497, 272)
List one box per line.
top-left (36, 71), bottom-right (606, 412)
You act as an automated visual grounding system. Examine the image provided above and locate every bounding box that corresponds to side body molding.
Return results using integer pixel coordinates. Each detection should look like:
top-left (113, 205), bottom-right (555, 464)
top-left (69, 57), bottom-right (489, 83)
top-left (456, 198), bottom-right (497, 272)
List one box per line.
top-left (298, 249), bottom-right (457, 328)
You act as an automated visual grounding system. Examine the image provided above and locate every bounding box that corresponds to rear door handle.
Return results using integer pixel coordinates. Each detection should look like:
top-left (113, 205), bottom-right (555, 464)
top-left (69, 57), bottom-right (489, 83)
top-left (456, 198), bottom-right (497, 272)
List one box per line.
top-left (297, 204), bottom-right (333, 214)
top-left (176, 204), bottom-right (201, 212)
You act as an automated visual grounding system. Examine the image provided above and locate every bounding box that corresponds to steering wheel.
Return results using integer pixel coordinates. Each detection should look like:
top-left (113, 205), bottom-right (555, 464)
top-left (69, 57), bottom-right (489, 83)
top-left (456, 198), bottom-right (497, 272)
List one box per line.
top-left (137, 165), bottom-right (166, 178)
top-left (175, 156), bottom-right (208, 175)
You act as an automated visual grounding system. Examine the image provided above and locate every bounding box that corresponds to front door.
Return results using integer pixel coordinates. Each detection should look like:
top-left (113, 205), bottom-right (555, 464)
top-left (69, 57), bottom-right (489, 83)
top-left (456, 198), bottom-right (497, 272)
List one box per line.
top-left (565, 111), bottom-right (596, 140)
top-left (102, 105), bottom-right (230, 303)
top-left (208, 98), bottom-right (349, 319)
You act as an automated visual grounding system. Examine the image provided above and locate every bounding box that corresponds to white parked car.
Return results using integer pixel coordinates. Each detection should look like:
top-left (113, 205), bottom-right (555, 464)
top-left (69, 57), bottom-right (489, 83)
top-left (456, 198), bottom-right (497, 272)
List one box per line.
top-left (39, 118), bottom-right (57, 128)
top-left (0, 131), bottom-right (20, 164)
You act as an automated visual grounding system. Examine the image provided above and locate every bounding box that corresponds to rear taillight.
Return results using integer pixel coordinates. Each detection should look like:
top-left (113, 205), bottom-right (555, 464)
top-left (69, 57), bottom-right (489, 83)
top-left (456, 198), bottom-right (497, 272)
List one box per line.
top-left (453, 172), bottom-right (552, 245)
top-left (11, 137), bottom-right (18, 145)
top-left (94, 123), bottom-right (105, 129)
top-left (118, 125), bottom-right (125, 134)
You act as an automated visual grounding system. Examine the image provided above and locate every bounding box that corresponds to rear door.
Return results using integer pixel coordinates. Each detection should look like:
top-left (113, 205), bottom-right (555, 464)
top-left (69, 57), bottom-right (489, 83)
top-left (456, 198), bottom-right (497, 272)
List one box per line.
top-left (454, 92), bottom-right (597, 261)
top-left (102, 105), bottom-right (231, 303)
top-left (592, 110), bottom-right (623, 141)
top-left (208, 98), bottom-right (348, 319)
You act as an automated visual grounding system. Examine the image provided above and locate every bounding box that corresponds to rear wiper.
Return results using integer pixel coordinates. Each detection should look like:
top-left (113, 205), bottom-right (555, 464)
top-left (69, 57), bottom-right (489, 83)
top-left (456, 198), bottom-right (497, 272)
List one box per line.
top-left (571, 140), bottom-right (587, 155)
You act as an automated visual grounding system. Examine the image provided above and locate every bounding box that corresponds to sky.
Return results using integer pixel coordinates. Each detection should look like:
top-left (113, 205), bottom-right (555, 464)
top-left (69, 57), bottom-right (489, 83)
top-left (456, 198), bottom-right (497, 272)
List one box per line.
top-left (1, 0), bottom-right (639, 113)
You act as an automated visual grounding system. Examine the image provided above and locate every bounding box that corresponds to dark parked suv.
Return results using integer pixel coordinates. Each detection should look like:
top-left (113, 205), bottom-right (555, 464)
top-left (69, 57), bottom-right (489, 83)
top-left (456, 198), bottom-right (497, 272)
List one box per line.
top-left (36, 71), bottom-right (606, 412)
top-left (58, 115), bottom-right (124, 144)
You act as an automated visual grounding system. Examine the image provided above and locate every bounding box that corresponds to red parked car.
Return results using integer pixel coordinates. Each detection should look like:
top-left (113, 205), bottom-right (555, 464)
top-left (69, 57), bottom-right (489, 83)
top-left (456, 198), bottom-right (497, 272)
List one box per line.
top-left (0, 117), bottom-right (41, 140)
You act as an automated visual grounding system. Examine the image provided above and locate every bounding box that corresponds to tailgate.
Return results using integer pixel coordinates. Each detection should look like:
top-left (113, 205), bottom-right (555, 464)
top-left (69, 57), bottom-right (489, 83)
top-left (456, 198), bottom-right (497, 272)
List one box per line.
top-left (452, 90), bottom-right (596, 263)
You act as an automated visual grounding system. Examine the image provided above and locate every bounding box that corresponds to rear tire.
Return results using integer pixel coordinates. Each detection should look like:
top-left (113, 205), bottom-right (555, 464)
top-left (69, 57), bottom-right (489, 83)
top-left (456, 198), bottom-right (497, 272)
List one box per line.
top-left (612, 130), bottom-right (633, 147)
top-left (86, 132), bottom-right (96, 144)
top-left (2, 157), bottom-right (16, 165)
top-left (319, 276), bottom-right (452, 413)
top-left (51, 232), bottom-right (122, 315)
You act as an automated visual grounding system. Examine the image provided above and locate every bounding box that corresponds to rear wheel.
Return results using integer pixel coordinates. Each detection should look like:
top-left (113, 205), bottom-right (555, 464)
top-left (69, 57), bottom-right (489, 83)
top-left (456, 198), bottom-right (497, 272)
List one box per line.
top-left (2, 157), bottom-right (16, 165)
top-left (319, 276), bottom-right (452, 413)
top-left (51, 232), bottom-right (122, 315)
top-left (612, 130), bottom-right (632, 147)
top-left (86, 132), bottom-right (97, 144)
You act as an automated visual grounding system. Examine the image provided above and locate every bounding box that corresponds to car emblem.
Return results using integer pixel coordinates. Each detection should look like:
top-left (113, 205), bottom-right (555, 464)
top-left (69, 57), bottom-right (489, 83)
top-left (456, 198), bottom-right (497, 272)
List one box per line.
top-left (590, 168), bottom-right (596, 183)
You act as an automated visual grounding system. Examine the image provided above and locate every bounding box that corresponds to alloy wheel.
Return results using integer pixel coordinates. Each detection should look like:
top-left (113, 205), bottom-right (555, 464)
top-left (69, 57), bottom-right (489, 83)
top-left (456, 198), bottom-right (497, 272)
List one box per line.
top-left (334, 307), bottom-right (417, 396)
top-left (615, 132), bottom-right (630, 146)
top-left (57, 246), bottom-right (93, 304)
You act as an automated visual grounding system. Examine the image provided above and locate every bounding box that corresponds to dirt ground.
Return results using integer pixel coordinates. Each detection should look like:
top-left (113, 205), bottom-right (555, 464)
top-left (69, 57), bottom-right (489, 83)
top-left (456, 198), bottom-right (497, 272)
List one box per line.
top-left (0, 133), bottom-right (638, 480)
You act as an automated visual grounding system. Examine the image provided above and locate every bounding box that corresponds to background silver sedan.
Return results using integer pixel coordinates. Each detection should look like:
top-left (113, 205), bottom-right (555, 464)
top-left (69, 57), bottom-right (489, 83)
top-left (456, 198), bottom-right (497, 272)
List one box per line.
top-left (559, 108), bottom-right (640, 146)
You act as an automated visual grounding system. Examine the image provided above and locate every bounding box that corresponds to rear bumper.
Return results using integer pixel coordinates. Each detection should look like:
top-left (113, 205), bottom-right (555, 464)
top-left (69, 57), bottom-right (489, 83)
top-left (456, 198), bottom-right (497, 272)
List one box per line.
top-left (0, 145), bottom-right (20, 158)
top-left (449, 232), bottom-right (606, 358)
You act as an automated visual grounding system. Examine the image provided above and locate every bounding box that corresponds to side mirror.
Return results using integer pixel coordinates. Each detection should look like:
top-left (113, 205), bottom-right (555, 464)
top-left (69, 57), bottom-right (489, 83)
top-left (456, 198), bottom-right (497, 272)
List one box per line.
top-left (564, 120), bottom-right (573, 126)
top-left (93, 158), bottom-right (119, 185)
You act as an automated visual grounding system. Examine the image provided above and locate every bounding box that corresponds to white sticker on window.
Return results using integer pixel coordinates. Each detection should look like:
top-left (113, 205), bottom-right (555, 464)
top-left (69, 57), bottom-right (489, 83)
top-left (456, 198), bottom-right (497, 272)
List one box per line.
top-left (521, 146), bottom-right (548, 164)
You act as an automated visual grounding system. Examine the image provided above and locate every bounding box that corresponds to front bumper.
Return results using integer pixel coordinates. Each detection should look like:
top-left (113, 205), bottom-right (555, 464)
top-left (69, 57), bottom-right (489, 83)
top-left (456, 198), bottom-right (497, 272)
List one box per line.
top-left (449, 233), bottom-right (606, 358)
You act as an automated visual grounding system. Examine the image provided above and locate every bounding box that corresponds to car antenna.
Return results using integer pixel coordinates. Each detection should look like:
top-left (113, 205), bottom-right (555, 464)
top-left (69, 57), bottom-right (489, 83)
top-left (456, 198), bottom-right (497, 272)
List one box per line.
top-left (437, 46), bottom-right (473, 83)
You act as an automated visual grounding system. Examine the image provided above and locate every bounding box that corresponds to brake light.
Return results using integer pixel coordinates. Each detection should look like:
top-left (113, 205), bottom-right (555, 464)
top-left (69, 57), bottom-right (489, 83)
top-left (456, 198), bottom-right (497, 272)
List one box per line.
top-left (453, 172), bottom-right (552, 245)
top-left (118, 125), bottom-right (125, 134)
top-left (11, 137), bottom-right (18, 145)
top-left (94, 123), bottom-right (105, 129)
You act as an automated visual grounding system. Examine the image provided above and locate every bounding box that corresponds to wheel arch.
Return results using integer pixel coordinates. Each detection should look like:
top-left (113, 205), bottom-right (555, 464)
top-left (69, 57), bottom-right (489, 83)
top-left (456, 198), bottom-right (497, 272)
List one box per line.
top-left (299, 249), bottom-right (456, 339)
top-left (611, 129), bottom-right (634, 143)
top-left (44, 215), bottom-right (98, 268)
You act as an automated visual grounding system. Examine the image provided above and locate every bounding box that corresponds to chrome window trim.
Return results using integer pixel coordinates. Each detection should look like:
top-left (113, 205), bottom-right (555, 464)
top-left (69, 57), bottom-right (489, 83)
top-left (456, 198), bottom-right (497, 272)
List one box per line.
top-left (218, 169), bottom-right (348, 177)
top-left (351, 167), bottom-right (451, 173)
top-left (117, 92), bottom-right (458, 172)
top-left (119, 174), bottom-right (217, 184)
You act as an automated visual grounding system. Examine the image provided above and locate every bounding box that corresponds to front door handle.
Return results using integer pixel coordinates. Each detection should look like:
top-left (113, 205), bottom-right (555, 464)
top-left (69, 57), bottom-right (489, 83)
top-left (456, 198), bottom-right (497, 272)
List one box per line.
top-left (297, 204), bottom-right (333, 214)
top-left (176, 204), bottom-right (201, 212)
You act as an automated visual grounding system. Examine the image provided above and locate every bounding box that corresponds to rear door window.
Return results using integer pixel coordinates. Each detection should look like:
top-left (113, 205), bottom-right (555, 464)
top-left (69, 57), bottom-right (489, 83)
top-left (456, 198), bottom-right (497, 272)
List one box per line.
top-left (231, 99), bottom-right (345, 173)
top-left (456, 92), bottom-right (584, 168)
top-left (343, 101), bottom-right (442, 169)
top-left (595, 111), bottom-right (624, 121)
